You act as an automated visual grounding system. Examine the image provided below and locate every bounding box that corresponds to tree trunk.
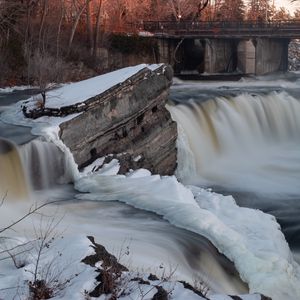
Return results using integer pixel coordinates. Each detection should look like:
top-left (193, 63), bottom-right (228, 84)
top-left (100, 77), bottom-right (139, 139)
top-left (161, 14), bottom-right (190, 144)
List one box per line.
top-left (56, 0), bottom-right (65, 58)
top-left (86, 0), bottom-right (94, 55)
top-left (68, 0), bottom-right (93, 54)
top-left (93, 0), bottom-right (103, 58)
top-left (41, 91), bottom-right (46, 109)
top-left (38, 0), bottom-right (48, 50)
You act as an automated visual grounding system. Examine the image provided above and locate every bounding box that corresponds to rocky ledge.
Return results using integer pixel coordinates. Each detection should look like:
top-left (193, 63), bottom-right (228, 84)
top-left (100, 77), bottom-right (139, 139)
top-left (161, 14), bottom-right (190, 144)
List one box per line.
top-left (25, 64), bottom-right (177, 175)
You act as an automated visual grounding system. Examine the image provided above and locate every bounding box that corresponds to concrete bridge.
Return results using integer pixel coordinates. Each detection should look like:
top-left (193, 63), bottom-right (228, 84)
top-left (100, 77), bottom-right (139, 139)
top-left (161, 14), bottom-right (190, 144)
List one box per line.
top-left (138, 21), bottom-right (300, 75)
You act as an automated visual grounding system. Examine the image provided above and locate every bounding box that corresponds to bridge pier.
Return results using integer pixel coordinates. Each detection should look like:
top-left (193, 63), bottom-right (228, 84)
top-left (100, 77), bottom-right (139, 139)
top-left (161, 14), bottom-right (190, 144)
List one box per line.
top-left (204, 39), bottom-right (237, 73)
top-left (237, 40), bottom-right (256, 74)
top-left (157, 38), bottom-right (184, 72)
top-left (156, 37), bottom-right (291, 76)
top-left (255, 38), bottom-right (290, 75)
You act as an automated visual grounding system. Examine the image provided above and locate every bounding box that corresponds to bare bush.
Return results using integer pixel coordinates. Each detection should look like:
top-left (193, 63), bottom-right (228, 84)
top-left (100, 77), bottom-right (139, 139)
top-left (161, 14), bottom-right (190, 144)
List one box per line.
top-left (24, 215), bottom-right (78, 300)
top-left (0, 197), bottom-right (74, 299)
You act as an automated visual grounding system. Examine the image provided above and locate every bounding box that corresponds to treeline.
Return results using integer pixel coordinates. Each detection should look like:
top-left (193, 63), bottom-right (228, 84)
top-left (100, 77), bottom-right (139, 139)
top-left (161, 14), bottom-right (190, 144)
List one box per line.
top-left (0, 0), bottom-right (299, 86)
top-left (201, 0), bottom-right (300, 22)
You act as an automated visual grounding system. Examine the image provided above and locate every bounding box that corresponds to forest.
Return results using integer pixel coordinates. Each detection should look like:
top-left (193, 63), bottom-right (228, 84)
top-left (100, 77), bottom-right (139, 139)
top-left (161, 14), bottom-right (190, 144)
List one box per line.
top-left (0, 0), bottom-right (299, 86)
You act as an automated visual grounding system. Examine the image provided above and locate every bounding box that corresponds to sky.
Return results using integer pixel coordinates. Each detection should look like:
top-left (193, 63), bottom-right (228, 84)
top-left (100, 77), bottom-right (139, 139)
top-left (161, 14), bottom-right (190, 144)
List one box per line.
top-left (276, 0), bottom-right (299, 12)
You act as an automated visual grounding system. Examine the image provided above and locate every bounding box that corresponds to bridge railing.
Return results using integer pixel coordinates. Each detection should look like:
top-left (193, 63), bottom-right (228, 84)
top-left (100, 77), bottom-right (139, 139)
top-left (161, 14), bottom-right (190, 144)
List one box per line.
top-left (136, 20), bottom-right (300, 37)
top-left (105, 20), bottom-right (300, 38)
top-left (141, 20), bottom-right (300, 30)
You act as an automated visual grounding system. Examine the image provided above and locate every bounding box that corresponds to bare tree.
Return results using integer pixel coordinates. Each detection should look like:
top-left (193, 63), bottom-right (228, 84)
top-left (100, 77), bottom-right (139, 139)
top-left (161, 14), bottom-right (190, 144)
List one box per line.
top-left (86, 0), bottom-right (94, 54)
top-left (38, 0), bottom-right (48, 50)
top-left (56, 0), bottom-right (65, 58)
top-left (68, 0), bottom-right (95, 53)
top-left (93, 0), bottom-right (103, 57)
top-left (166, 0), bottom-right (209, 21)
top-left (172, 0), bottom-right (209, 63)
top-left (29, 50), bottom-right (64, 108)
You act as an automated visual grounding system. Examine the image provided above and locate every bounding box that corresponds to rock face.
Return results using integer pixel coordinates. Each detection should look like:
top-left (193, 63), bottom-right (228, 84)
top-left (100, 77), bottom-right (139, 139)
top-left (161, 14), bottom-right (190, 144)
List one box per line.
top-left (59, 65), bottom-right (177, 175)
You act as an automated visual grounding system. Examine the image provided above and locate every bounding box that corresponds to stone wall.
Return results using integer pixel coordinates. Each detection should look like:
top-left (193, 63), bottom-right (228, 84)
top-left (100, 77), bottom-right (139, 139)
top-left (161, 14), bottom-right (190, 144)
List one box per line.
top-left (59, 65), bottom-right (177, 175)
top-left (255, 38), bottom-right (290, 75)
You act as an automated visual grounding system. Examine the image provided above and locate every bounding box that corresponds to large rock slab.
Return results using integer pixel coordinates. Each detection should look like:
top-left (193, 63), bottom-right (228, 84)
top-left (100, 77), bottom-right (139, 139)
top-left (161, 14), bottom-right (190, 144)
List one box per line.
top-left (59, 65), bottom-right (177, 175)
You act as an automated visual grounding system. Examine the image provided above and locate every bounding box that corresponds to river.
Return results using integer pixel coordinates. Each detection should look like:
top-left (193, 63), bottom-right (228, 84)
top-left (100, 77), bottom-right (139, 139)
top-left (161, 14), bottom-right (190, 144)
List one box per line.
top-left (168, 73), bottom-right (300, 258)
top-left (0, 71), bottom-right (300, 299)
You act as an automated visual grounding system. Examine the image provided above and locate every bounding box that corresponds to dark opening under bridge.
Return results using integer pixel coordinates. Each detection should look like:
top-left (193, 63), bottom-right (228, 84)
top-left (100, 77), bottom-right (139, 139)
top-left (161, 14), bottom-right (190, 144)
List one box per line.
top-left (128, 20), bottom-right (300, 75)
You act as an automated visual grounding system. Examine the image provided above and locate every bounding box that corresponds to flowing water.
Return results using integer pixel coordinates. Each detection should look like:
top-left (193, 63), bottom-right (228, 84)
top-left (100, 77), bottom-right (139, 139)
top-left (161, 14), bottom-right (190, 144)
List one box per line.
top-left (0, 139), bottom-right (29, 201)
top-left (0, 139), bottom-right (248, 294)
top-left (168, 75), bottom-right (300, 256)
top-left (0, 73), bottom-right (300, 299)
top-left (0, 89), bottom-right (248, 295)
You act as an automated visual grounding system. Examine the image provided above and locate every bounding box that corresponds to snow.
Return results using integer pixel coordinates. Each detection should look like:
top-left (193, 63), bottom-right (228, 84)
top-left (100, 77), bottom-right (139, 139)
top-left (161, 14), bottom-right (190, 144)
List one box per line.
top-left (74, 171), bottom-right (300, 300)
top-left (0, 227), bottom-right (262, 300)
top-left (92, 158), bottom-right (120, 176)
top-left (0, 64), bottom-right (163, 136)
top-left (138, 31), bottom-right (154, 37)
top-left (36, 64), bottom-right (161, 109)
top-left (0, 231), bottom-right (96, 300)
top-left (82, 157), bottom-right (106, 174)
top-left (133, 155), bottom-right (142, 162)
top-left (0, 85), bottom-right (36, 93)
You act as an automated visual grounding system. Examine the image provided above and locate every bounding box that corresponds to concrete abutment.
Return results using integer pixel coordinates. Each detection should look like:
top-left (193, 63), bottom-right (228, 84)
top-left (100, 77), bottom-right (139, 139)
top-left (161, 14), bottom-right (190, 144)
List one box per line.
top-left (156, 37), bottom-right (290, 75)
top-left (255, 38), bottom-right (290, 75)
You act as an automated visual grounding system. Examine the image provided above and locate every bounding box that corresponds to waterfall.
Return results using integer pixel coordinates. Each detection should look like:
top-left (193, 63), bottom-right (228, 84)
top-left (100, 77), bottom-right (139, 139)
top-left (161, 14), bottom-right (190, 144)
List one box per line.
top-left (0, 138), bottom-right (29, 201)
top-left (19, 139), bottom-right (66, 190)
top-left (168, 91), bottom-right (300, 197)
top-left (0, 137), bottom-right (67, 201)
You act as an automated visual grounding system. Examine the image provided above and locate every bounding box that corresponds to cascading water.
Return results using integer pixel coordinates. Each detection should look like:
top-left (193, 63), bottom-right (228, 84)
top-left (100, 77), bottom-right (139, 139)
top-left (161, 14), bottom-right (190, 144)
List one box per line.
top-left (168, 91), bottom-right (300, 198)
top-left (0, 137), bottom-right (67, 199)
top-left (20, 139), bottom-right (66, 190)
top-left (0, 138), bottom-right (29, 201)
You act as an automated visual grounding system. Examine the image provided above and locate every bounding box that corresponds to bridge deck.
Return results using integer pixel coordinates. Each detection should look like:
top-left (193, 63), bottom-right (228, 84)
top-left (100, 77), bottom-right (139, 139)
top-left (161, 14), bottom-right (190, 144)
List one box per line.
top-left (138, 21), bottom-right (300, 39)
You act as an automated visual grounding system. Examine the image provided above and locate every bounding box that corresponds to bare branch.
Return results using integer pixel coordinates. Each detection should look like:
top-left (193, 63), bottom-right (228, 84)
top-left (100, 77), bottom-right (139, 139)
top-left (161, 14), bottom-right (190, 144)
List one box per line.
top-left (0, 201), bottom-right (60, 235)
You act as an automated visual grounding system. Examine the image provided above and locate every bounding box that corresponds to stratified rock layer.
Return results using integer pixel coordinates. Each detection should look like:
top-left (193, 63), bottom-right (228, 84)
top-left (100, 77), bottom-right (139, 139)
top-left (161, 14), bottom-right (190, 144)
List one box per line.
top-left (59, 65), bottom-right (177, 175)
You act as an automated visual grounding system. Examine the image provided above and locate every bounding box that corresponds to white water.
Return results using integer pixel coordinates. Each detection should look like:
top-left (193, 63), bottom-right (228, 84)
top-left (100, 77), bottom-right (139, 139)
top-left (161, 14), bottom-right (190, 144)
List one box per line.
top-left (20, 139), bottom-right (66, 190)
top-left (0, 147), bottom-right (248, 296)
top-left (168, 91), bottom-right (300, 198)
